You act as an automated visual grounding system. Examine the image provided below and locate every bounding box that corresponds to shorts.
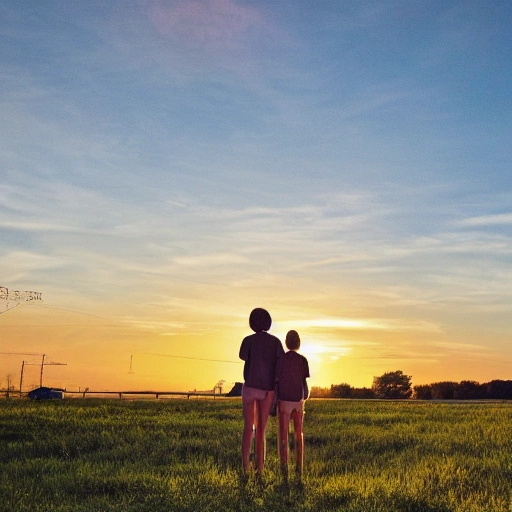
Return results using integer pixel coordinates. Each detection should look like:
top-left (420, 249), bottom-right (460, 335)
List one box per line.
top-left (278, 399), bottom-right (304, 416)
top-left (242, 385), bottom-right (270, 404)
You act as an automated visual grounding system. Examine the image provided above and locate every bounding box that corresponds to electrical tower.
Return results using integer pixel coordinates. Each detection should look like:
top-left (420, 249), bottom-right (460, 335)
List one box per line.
top-left (5, 353), bottom-right (68, 393)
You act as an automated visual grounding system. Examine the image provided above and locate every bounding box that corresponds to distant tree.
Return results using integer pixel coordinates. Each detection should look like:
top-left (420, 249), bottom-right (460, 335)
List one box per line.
top-left (484, 380), bottom-right (512, 399)
top-left (430, 381), bottom-right (458, 400)
top-left (351, 387), bottom-right (376, 399)
top-left (319, 377), bottom-right (512, 401)
top-left (309, 386), bottom-right (331, 398)
top-left (454, 380), bottom-right (483, 400)
top-left (414, 380), bottom-right (512, 400)
top-left (372, 370), bottom-right (412, 399)
top-left (413, 384), bottom-right (433, 400)
top-left (331, 383), bottom-right (352, 398)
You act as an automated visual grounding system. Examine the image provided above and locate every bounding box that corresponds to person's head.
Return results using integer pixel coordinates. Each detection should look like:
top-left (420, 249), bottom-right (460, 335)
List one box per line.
top-left (249, 308), bottom-right (272, 332)
top-left (285, 330), bottom-right (301, 351)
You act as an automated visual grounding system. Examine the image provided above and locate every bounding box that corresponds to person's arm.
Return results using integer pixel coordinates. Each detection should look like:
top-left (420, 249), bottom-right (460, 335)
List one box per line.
top-left (239, 336), bottom-right (249, 361)
top-left (275, 352), bottom-right (283, 394)
top-left (303, 379), bottom-right (309, 400)
top-left (303, 356), bottom-right (310, 400)
top-left (239, 337), bottom-right (251, 381)
top-left (275, 339), bottom-right (285, 367)
top-left (275, 340), bottom-right (285, 386)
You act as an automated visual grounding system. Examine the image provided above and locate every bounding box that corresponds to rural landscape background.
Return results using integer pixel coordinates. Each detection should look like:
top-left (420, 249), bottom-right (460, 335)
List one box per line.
top-left (2, 3), bottom-right (511, 510)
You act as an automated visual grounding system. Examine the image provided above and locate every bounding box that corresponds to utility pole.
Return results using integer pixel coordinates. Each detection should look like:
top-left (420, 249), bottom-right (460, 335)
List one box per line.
top-left (20, 360), bottom-right (41, 393)
top-left (20, 361), bottom-right (25, 395)
top-left (40, 357), bottom-right (67, 388)
top-left (0, 352), bottom-right (45, 395)
top-left (18, 356), bottom-right (67, 393)
top-left (40, 354), bottom-right (45, 387)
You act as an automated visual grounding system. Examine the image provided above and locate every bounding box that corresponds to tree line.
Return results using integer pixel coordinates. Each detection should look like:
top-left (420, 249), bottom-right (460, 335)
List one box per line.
top-left (310, 370), bottom-right (512, 400)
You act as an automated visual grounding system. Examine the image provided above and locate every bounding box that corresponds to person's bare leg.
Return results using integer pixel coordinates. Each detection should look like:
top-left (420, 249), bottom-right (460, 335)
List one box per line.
top-left (292, 408), bottom-right (304, 478)
top-left (255, 391), bottom-right (273, 474)
top-left (242, 399), bottom-right (256, 474)
top-left (278, 406), bottom-right (290, 479)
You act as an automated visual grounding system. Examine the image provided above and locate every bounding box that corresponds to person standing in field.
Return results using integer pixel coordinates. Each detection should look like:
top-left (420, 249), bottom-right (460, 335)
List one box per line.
top-left (239, 308), bottom-right (284, 476)
top-left (276, 329), bottom-right (310, 480)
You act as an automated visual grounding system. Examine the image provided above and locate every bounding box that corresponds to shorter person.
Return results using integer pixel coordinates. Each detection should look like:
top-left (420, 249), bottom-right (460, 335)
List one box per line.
top-left (276, 329), bottom-right (310, 480)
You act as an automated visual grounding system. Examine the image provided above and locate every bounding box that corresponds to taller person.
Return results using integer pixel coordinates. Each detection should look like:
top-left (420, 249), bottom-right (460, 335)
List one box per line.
top-left (239, 308), bottom-right (284, 475)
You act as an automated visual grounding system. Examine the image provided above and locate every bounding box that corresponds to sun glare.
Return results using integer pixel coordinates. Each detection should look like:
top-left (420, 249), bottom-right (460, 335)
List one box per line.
top-left (299, 341), bottom-right (351, 361)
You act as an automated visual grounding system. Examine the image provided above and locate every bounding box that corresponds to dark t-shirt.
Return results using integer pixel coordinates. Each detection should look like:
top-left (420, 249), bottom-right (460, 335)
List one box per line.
top-left (277, 350), bottom-right (310, 402)
top-left (239, 331), bottom-right (284, 391)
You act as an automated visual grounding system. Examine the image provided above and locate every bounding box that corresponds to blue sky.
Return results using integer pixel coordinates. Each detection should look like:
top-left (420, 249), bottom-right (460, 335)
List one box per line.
top-left (1, 1), bottom-right (511, 391)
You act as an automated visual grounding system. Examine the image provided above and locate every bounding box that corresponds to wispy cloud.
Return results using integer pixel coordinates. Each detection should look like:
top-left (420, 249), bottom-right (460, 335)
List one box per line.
top-left (432, 341), bottom-right (488, 353)
top-left (458, 213), bottom-right (512, 227)
top-left (173, 252), bottom-right (249, 267)
top-left (0, 250), bottom-right (65, 278)
top-left (146, 0), bottom-right (263, 53)
top-left (140, 0), bottom-right (285, 89)
top-left (284, 317), bottom-right (442, 333)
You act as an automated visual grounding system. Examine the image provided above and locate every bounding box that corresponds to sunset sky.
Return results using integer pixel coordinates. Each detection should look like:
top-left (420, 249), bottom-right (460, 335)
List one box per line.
top-left (1, 1), bottom-right (511, 393)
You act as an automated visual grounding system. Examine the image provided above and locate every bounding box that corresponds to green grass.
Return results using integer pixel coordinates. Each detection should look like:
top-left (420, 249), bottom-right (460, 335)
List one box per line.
top-left (1, 398), bottom-right (511, 511)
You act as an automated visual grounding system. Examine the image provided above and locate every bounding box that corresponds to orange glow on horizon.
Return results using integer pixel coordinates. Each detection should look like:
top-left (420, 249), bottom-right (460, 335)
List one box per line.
top-left (2, 298), bottom-right (511, 393)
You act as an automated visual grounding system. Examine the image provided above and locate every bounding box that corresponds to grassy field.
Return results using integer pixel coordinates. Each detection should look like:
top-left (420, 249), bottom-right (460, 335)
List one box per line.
top-left (1, 398), bottom-right (511, 512)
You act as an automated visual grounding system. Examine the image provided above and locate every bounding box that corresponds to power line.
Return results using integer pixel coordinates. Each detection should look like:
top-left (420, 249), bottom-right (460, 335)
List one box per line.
top-left (127, 353), bottom-right (241, 377)
top-left (0, 352), bottom-right (44, 356)
top-left (133, 352), bottom-right (242, 365)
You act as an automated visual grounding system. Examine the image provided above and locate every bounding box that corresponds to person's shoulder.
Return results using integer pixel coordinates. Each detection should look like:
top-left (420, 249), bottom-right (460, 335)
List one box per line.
top-left (265, 332), bottom-right (281, 343)
top-left (241, 332), bottom-right (257, 344)
top-left (295, 352), bottom-right (309, 364)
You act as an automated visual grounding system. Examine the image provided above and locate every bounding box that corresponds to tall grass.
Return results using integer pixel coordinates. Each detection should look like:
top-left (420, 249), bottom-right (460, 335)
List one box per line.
top-left (1, 398), bottom-right (511, 511)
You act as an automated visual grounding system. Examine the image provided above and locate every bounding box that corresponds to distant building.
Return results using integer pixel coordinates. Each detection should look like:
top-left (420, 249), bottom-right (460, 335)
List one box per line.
top-left (226, 382), bottom-right (243, 397)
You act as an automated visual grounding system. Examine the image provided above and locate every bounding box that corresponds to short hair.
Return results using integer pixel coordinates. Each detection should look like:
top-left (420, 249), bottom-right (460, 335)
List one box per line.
top-left (249, 308), bottom-right (272, 332)
top-left (285, 330), bottom-right (300, 350)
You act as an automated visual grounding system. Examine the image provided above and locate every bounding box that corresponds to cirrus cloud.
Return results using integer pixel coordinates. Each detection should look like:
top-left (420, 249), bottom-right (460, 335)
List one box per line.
top-left (146, 0), bottom-right (263, 52)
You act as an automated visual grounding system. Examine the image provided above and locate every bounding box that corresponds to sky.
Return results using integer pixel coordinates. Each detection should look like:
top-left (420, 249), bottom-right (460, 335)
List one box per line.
top-left (1, 0), bottom-right (511, 393)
